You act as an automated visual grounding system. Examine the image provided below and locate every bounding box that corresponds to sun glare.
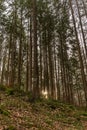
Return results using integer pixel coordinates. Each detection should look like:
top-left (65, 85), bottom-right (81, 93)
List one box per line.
top-left (42, 90), bottom-right (48, 99)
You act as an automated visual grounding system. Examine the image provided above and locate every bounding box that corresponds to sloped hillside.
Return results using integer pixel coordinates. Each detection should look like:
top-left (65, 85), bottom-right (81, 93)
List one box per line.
top-left (0, 88), bottom-right (87, 130)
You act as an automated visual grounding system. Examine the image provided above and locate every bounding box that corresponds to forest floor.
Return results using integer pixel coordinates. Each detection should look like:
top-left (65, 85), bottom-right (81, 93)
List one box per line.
top-left (0, 87), bottom-right (87, 130)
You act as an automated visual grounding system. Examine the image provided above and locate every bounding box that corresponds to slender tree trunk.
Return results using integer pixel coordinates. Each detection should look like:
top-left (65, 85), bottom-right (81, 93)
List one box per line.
top-left (39, 30), bottom-right (43, 92)
top-left (48, 40), bottom-right (55, 99)
top-left (18, 8), bottom-right (23, 89)
top-left (82, 0), bottom-right (87, 18)
top-left (1, 51), bottom-right (7, 84)
top-left (75, 0), bottom-right (87, 57)
top-left (69, 0), bottom-right (87, 106)
top-left (6, 33), bottom-right (12, 86)
top-left (29, 16), bottom-right (33, 91)
top-left (32, 0), bottom-right (40, 99)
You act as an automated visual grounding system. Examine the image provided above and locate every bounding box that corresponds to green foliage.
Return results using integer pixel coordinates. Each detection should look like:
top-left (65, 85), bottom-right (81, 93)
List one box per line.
top-left (27, 91), bottom-right (42, 103)
top-left (82, 113), bottom-right (87, 116)
top-left (4, 126), bottom-right (16, 130)
top-left (45, 99), bottom-right (61, 110)
top-left (27, 91), bottom-right (34, 102)
top-left (6, 87), bottom-right (26, 96)
top-left (45, 119), bottom-right (53, 125)
top-left (6, 88), bottom-right (14, 95)
top-left (68, 104), bottom-right (76, 110)
top-left (0, 106), bottom-right (10, 116)
top-left (0, 84), bottom-right (6, 91)
top-left (79, 111), bottom-right (87, 117)
top-left (22, 92), bottom-right (39, 103)
top-left (12, 88), bottom-right (25, 96)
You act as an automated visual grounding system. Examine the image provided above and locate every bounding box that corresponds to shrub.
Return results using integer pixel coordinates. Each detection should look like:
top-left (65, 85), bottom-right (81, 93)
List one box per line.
top-left (46, 99), bottom-right (60, 110)
top-left (0, 85), bottom-right (6, 91)
top-left (6, 88), bottom-right (14, 95)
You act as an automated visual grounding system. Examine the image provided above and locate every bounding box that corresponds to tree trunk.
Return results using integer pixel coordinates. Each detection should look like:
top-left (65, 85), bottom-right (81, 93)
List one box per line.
top-left (32, 0), bottom-right (40, 99)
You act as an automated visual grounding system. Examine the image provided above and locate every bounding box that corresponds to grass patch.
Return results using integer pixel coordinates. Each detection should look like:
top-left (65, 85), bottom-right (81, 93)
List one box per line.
top-left (0, 106), bottom-right (10, 116)
top-left (4, 126), bottom-right (16, 130)
top-left (82, 112), bottom-right (87, 116)
top-left (0, 84), bottom-right (6, 91)
top-left (45, 119), bottom-right (53, 125)
top-left (73, 120), bottom-right (83, 130)
top-left (6, 88), bottom-right (14, 95)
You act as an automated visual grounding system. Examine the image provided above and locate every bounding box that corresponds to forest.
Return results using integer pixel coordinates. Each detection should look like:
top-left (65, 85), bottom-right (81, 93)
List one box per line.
top-left (0, 0), bottom-right (87, 129)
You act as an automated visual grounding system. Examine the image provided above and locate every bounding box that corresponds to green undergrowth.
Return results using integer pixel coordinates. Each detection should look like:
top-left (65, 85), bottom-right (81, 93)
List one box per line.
top-left (0, 85), bottom-right (87, 129)
top-left (0, 105), bottom-right (10, 116)
top-left (0, 85), bottom-right (6, 91)
top-left (0, 85), bottom-right (26, 96)
top-left (3, 126), bottom-right (16, 130)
